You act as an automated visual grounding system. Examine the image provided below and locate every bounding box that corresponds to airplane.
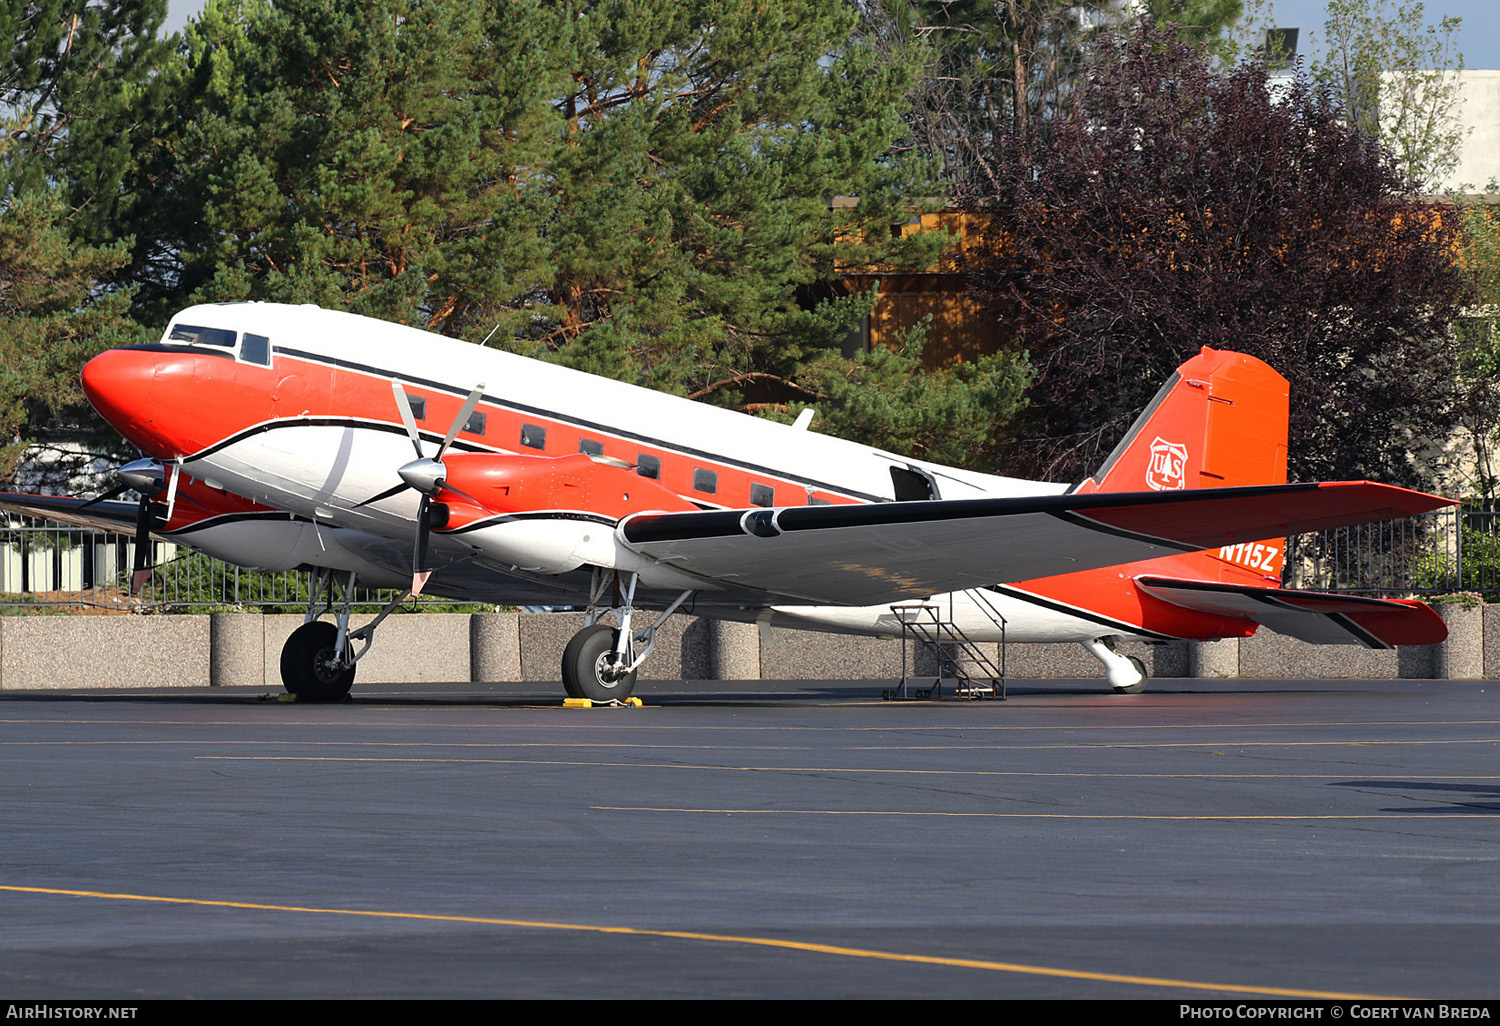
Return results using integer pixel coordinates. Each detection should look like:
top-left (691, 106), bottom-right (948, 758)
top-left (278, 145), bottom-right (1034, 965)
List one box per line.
top-left (0, 301), bottom-right (1454, 703)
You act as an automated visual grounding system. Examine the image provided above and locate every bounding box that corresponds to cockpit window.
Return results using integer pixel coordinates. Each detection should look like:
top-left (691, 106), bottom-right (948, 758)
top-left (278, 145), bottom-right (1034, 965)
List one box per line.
top-left (167, 324), bottom-right (237, 348)
top-left (241, 333), bottom-right (271, 366)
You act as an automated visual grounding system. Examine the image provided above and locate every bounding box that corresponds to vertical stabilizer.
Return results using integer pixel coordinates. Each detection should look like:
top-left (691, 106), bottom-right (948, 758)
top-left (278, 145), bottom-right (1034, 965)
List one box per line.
top-left (1076, 347), bottom-right (1290, 581)
top-left (1080, 347), bottom-right (1289, 495)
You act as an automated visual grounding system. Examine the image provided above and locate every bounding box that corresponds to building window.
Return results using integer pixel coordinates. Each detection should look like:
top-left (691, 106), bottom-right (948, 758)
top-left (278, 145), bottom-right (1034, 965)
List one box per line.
top-left (520, 424), bottom-right (546, 450)
top-left (750, 483), bottom-right (774, 507)
top-left (693, 469), bottom-right (717, 495)
top-left (636, 454), bottom-right (661, 479)
top-left (579, 438), bottom-right (603, 456)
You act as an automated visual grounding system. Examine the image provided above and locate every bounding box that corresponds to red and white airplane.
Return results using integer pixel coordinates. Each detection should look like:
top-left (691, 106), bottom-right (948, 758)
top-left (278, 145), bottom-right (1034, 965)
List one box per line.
top-left (0, 302), bottom-right (1453, 701)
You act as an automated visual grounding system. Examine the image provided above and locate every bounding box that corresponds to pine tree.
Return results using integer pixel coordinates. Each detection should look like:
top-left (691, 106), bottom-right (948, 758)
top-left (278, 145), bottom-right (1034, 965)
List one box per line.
top-left (0, 1), bottom-right (166, 481)
top-left (119, 0), bottom-right (1031, 466)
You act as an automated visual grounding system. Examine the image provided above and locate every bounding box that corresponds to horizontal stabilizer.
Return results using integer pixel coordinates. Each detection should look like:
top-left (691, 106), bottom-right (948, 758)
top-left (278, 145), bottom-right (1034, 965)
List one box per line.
top-left (1136, 575), bottom-right (1448, 648)
top-left (620, 481), bottom-right (1454, 605)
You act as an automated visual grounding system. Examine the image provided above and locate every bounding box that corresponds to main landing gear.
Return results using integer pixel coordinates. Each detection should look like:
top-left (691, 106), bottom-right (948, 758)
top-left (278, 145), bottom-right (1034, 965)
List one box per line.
top-left (560, 569), bottom-right (693, 703)
top-left (1081, 636), bottom-right (1148, 694)
top-left (279, 568), bottom-right (407, 702)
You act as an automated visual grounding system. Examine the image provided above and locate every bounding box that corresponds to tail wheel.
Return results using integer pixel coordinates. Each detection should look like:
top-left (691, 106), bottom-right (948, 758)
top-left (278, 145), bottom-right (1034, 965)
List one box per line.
top-left (561, 623), bottom-right (638, 703)
top-left (280, 621), bottom-right (356, 702)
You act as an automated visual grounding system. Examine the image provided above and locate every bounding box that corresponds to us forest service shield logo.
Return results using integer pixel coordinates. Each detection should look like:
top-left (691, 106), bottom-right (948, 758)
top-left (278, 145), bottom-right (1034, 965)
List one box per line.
top-left (1146, 437), bottom-right (1188, 491)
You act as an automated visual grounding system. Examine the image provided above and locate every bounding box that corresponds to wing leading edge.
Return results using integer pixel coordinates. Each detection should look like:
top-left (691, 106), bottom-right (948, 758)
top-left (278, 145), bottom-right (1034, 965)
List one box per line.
top-left (619, 481), bottom-right (1454, 605)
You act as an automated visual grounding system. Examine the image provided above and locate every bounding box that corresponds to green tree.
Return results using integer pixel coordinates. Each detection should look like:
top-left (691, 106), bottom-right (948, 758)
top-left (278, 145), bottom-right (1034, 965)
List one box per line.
top-left (1453, 201), bottom-right (1500, 502)
top-left (118, 0), bottom-right (1029, 466)
top-left (889, 0), bottom-right (1241, 188)
top-left (0, 2), bottom-right (165, 482)
top-left (1312, 0), bottom-right (1466, 192)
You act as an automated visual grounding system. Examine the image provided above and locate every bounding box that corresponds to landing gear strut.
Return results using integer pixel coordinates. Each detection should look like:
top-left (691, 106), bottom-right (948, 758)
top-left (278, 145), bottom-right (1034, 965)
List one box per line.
top-left (561, 569), bottom-right (692, 703)
top-left (1081, 636), bottom-right (1148, 694)
top-left (279, 568), bottom-right (406, 702)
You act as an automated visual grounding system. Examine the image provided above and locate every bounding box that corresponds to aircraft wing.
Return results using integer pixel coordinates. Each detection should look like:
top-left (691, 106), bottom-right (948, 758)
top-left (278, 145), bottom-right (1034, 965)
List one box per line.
top-left (620, 481), bottom-right (1454, 605)
top-left (1136, 575), bottom-right (1447, 648)
top-left (0, 493), bottom-right (141, 534)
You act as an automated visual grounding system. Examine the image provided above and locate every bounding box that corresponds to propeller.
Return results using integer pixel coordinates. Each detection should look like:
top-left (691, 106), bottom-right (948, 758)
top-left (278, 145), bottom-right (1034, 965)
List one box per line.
top-left (384, 380), bottom-right (485, 596)
top-left (90, 458), bottom-right (167, 596)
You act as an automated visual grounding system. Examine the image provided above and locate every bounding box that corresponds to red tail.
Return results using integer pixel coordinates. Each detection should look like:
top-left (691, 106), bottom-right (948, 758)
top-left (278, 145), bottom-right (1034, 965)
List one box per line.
top-left (1016, 347), bottom-right (1446, 647)
top-left (1075, 347), bottom-right (1290, 583)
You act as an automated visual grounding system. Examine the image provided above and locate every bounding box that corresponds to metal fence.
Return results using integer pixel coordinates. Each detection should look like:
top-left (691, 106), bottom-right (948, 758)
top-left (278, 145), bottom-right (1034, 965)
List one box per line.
top-left (0, 520), bottom-right (434, 610)
top-left (1286, 506), bottom-right (1500, 596)
top-left (2, 507), bottom-right (1498, 610)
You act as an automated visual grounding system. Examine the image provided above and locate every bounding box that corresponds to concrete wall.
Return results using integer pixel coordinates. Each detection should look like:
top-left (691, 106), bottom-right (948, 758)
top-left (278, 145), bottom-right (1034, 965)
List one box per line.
top-left (0, 605), bottom-right (1494, 689)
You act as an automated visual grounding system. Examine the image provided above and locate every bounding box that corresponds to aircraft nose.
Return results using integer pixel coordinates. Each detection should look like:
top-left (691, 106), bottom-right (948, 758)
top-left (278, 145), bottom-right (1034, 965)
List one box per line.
top-left (81, 347), bottom-right (159, 446)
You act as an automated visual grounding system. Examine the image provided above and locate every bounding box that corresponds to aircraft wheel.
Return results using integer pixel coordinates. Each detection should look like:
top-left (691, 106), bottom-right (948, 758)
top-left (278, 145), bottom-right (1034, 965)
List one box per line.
top-left (561, 623), bottom-right (638, 703)
top-left (280, 621), bottom-right (356, 702)
top-left (1112, 655), bottom-right (1148, 695)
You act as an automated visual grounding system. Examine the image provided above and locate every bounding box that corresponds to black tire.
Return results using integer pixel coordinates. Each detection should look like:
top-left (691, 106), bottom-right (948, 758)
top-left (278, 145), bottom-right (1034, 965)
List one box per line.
top-left (280, 621), bottom-right (356, 702)
top-left (1112, 655), bottom-right (1148, 695)
top-left (561, 623), bottom-right (638, 703)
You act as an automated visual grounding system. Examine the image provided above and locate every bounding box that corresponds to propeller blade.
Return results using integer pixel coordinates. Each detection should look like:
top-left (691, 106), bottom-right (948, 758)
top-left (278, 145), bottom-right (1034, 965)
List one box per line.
top-left (75, 481), bottom-right (134, 513)
top-left (354, 481), bottom-right (412, 508)
top-left (130, 495), bottom-right (154, 596)
top-left (391, 380), bottom-right (425, 458)
top-left (435, 382), bottom-right (486, 462)
top-left (412, 494), bottom-right (433, 597)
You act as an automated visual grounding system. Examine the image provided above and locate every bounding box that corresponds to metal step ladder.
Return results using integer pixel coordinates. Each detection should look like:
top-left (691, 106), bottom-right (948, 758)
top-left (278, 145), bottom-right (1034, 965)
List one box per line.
top-left (885, 590), bottom-right (1007, 701)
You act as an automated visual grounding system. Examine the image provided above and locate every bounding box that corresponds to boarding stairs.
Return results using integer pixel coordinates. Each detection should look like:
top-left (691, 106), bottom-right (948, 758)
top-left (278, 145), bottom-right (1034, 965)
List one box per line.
top-left (884, 590), bottom-right (1007, 701)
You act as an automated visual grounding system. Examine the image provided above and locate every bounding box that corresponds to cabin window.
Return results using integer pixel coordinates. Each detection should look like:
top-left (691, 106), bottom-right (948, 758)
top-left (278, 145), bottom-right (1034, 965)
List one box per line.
top-left (809, 496), bottom-right (830, 506)
top-left (240, 333), bottom-right (271, 366)
top-left (406, 395), bottom-right (427, 421)
top-left (520, 424), bottom-right (546, 450)
top-left (750, 483), bottom-right (774, 507)
top-left (579, 438), bottom-right (603, 456)
top-left (636, 454), bottom-right (660, 479)
top-left (693, 469), bottom-right (718, 495)
top-left (463, 410), bottom-right (486, 435)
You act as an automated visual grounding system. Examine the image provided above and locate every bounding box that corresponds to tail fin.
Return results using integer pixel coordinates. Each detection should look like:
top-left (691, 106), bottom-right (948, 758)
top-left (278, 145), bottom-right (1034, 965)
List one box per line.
top-left (1080, 347), bottom-right (1289, 495)
top-left (1077, 347), bottom-right (1291, 581)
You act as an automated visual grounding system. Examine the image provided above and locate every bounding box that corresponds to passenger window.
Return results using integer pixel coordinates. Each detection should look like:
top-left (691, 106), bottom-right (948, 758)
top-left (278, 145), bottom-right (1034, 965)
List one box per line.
top-left (464, 411), bottom-right (486, 435)
top-left (750, 483), bottom-right (774, 507)
top-left (241, 333), bottom-right (271, 366)
top-left (636, 454), bottom-right (661, 479)
top-left (406, 395), bottom-right (427, 421)
top-left (693, 469), bottom-right (718, 495)
top-left (579, 438), bottom-right (603, 456)
top-left (521, 424), bottom-right (546, 450)
top-left (809, 496), bottom-right (830, 506)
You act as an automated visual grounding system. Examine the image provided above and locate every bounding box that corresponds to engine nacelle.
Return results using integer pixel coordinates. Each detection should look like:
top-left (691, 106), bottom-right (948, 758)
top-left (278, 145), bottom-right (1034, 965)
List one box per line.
top-left (431, 452), bottom-right (703, 586)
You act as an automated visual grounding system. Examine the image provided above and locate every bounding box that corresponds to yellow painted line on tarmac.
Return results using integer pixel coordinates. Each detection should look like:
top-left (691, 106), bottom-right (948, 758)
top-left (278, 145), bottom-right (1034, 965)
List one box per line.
top-left (594, 806), bottom-right (1499, 820)
top-left (0, 883), bottom-right (1407, 1000)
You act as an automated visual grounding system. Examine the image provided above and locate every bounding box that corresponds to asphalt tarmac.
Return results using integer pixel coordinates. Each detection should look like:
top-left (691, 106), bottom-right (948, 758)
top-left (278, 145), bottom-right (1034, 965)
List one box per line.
top-left (0, 675), bottom-right (1497, 1000)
